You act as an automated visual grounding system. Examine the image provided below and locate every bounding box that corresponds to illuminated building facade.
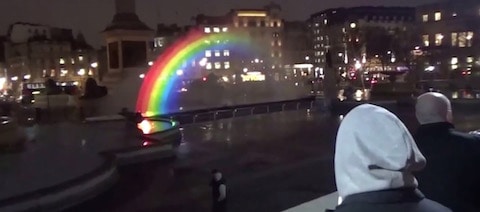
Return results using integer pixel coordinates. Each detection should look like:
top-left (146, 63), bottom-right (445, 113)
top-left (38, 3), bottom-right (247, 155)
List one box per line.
top-left (417, 0), bottom-right (480, 79)
top-left (3, 22), bottom-right (97, 93)
top-left (194, 2), bottom-right (283, 83)
top-left (308, 7), bottom-right (415, 83)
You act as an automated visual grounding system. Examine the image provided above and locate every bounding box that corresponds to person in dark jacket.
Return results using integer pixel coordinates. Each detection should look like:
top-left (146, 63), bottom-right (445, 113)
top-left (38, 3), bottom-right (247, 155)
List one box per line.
top-left (333, 104), bottom-right (451, 212)
top-left (210, 169), bottom-right (227, 212)
top-left (414, 92), bottom-right (480, 212)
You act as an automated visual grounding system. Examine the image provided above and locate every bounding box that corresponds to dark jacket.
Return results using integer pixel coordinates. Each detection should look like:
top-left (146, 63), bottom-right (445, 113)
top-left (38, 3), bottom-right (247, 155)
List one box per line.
top-left (333, 188), bottom-right (451, 212)
top-left (414, 122), bottom-right (480, 212)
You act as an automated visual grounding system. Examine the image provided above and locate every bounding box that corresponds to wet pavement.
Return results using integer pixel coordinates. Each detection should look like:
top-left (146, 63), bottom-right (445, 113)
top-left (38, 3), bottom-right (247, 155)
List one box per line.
top-left (68, 107), bottom-right (480, 212)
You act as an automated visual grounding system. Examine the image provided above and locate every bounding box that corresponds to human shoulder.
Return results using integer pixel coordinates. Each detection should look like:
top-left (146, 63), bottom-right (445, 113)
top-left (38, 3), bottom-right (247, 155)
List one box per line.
top-left (418, 198), bottom-right (452, 212)
top-left (450, 129), bottom-right (480, 143)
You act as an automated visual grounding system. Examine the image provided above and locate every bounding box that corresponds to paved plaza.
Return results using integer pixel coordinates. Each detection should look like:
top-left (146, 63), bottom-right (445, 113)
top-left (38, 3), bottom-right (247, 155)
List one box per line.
top-left (1, 102), bottom-right (479, 211)
top-left (68, 106), bottom-right (480, 212)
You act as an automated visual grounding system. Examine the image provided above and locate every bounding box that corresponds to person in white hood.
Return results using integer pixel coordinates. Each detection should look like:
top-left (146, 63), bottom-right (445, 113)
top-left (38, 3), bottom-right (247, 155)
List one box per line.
top-left (333, 104), bottom-right (450, 212)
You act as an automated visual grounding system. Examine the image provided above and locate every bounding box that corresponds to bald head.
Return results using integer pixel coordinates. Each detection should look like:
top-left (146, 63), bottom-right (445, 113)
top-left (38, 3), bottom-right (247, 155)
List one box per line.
top-left (415, 92), bottom-right (452, 125)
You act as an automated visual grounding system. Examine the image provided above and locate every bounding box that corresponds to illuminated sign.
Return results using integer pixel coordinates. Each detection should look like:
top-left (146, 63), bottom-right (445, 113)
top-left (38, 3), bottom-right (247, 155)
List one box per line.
top-left (241, 72), bottom-right (266, 82)
top-left (237, 11), bottom-right (267, 17)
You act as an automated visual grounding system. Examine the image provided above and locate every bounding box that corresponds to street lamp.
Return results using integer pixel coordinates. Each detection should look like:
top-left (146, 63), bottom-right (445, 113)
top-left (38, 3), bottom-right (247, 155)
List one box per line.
top-left (90, 62), bottom-right (98, 68)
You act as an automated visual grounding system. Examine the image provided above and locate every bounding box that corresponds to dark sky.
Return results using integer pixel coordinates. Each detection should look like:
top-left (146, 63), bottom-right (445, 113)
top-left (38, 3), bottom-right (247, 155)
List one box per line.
top-left (0, 0), bottom-right (439, 48)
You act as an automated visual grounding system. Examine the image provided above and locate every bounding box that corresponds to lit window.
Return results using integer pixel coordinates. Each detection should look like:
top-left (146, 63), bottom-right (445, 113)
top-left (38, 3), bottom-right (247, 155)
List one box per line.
top-left (452, 12), bottom-right (457, 17)
top-left (224, 62), bottom-right (230, 69)
top-left (423, 35), bottom-right (430, 46)
top-left (204, 27), bottom-right (211, 33)
top-left (451, 32), bottom-right (458, 46)
top-left (206, 62), bottom-right (212, 70)
top-left (458, 32), bottom-right (474, 47)
top-left (435, 33), bottom-right (444, 46)
top-left (223, 50), bottom-right (230, 57)
top-left (324, 19), bottom-right (328, 25)
top-left (467, 31), bottom-right (474, 47)
top-left (214, 50), bottom-right (221, 57)
top-left (422, 14), bottom-right (428, 22)
top-left (222, 27), bottom-right (228, 32)
top-left (467, 56), bottom-right (474, 63)
top-left (59, 58), bottom-right (65, 65)
top-left (205, 50), bottom-right (212, 57)
top-left (214, 62), bottom-right (221, 69)
top-left (78, 55), bottom-right (84, 61)
top-left (434, 12), bottom-right (441, 21)
top-left (452, 64), bottom-right (458, 70)
top-left (451, 57), bottom-right (458, 65)
top-left (213, 27), bottom-right (220, 33)
top-left (71, 58), bottom-right (75, 64)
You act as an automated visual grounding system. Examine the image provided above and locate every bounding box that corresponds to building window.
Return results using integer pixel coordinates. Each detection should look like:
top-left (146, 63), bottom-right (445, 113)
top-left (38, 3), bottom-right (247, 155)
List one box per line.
top-left (451, 32), bottom-right (458, 46)
top-left (213, 27), bottom-right (220, 33)
top-left (59, 58), bottom-right (65, 65)
top-left (206, 62), bottom-right (212, 70)
top-left (222, 27), bottom-right (228, 32)
top-left (223, 50), bottom-right (230, 57)
top-left (423, 35), bottom-right (430, 46)
top-left (224, 62), bottom-right (230, 69)
top-left (204, 27), bottom-right (211, 33)
top-left (435, 33), bottom-right (444, 46)
top-left (324, 19), bottom-right (328, 25)
top-left (214, 62), bottom-right (221, 69)
top-left (451, 57), bottom-right (458, 65)
top-left (434, 12), bottom-right (441, 21)
top-left (451, 56), bottom-right (458, 70)
top-left (467, 31), bottom-right (474, 47)
top-left (422, 14), bottom-right (428, 22)
top-left (214, 50), bottom-right (221, 57)
top-left (78, 55), bottom-right (84, 61)
top-left (467, 56), bottom-right (474, 63)
top-left (458, 32), bottom-right (474, 47)
top-left (205, 50), bottom-right (212, 57)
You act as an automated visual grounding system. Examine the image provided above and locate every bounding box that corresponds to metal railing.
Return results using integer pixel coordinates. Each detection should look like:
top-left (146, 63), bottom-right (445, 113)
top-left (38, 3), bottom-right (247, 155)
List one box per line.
top-left (167, 98), bottom-right (316, 125)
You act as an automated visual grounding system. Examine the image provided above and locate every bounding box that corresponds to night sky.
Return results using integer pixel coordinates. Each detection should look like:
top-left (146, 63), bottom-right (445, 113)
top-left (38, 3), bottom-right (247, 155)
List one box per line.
top-left (0, 0), bottom-right (439, 48)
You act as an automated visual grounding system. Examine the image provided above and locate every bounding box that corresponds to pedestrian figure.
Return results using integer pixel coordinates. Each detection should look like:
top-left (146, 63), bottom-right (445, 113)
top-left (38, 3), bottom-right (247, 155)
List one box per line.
top-left (210, 169), bottom-right (227, 212)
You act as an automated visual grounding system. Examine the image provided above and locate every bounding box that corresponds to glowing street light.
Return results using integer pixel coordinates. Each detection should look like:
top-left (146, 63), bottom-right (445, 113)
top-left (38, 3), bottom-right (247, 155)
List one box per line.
top-left (354, 61), bottom-right (362, 70)
top-left (23, 74), bottom-right (31, 80)
top-left (199, 58), bottom-right (208, 67)
top-left (148, 61), bottom-right (154, 66)
top-left (90, 62), bottom-right (98, 68)
top-left (176, 69), bottom-right (184, 76)
top-left (254, 58), bottom-right (260, 63)
top-left (11, 76), bottom-right (18, 81)
top-left (243, 68), bottom-right (248, 73)
top-left (139, 74), bottom-right (145, 79)
top-left (350, 22), bottom-right (357, 29)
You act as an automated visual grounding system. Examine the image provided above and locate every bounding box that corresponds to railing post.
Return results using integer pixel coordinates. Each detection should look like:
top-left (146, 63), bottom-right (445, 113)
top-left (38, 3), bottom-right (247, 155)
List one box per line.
top-left (282, 104), bottom-right (286, 111)
top-left (267, 105), bottom-right (270, 113)
top-left (310, 101), bottom-right (314, 109)
top-left (250, 107), bottom-right (255, 115)
top-left (233, 109), bottom-right (238, 118)
top-left (296, 102), bottom-right (301, 110)
top-left (214, 112), bottom-right (219, 120)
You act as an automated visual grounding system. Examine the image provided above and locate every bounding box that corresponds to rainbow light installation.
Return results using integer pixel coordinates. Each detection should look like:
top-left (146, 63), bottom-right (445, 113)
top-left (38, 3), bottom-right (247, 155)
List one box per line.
top-left (136, 29), bottom-right (254, 116)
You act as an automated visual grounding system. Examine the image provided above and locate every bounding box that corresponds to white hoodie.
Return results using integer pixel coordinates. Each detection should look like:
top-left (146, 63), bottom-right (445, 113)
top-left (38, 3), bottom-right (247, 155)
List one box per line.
top-left (335, 104), bottom-right (426, 200)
